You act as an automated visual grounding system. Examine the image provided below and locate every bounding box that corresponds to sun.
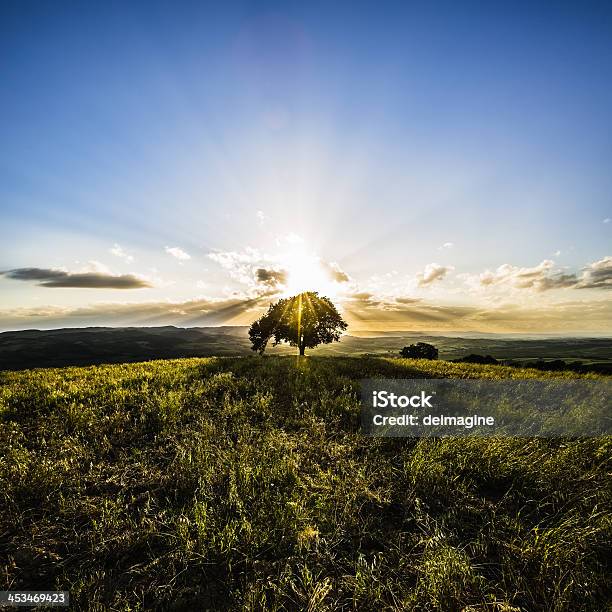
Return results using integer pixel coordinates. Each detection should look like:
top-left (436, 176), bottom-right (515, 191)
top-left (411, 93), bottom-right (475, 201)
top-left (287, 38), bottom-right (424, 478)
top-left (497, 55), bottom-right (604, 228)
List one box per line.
top-left (280, 246), bottom-right (339, 298)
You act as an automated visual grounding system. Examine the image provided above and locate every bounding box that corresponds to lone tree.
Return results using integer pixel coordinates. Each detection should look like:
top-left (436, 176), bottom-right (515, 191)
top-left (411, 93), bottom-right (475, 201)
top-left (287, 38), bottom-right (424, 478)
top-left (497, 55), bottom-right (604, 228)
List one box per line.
top-left (249, 291), bottom-right (347, 356)
top-left (400, 342), bottom-right (438, 360)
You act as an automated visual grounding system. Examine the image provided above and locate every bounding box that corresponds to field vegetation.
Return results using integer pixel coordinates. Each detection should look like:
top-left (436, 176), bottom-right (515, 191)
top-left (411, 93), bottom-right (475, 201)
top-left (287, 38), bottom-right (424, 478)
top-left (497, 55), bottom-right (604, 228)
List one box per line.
top-left (1, 356), bottom-right (610, 610)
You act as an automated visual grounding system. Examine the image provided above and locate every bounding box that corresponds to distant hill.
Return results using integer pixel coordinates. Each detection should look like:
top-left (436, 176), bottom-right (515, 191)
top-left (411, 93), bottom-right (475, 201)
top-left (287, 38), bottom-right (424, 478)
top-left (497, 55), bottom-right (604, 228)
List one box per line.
top-left (0, 326), bottom-right (611, 370)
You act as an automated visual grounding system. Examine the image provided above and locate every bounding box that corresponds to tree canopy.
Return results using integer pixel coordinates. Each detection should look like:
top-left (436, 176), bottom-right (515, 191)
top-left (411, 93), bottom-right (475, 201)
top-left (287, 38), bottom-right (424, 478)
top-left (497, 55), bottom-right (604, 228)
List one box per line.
top-left (249, 292), bottom-right (347, 355)
top-left (400, 342), bottom-right (439, 360)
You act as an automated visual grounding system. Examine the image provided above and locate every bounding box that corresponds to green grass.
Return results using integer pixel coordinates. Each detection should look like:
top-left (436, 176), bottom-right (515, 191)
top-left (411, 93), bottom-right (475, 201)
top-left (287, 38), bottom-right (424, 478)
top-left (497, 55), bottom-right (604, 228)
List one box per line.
top-left (0, 356), bottom-right (610, 611)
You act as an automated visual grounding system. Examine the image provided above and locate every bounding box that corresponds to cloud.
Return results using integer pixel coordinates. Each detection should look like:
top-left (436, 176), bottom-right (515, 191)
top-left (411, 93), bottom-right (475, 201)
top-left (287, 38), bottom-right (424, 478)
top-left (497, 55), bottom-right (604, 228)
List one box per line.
top-left (209, 248), bottom-right (276, 288)
top-left (343, 291), bottom-right (383, 309)
top-left (255, 267), bottom-right (288, 287)
top-left (474, 260), bottom-right (571, 291)
top-left (471, 257), bottom-right (612, 292)
top-left (466, 299), bottom-right (612, 332)
top-left (208, 249), bottom-right (292, 294)
top-left (576, 256), bottom-right (612, 289)
top-left (1, 268), bottom-right (152, 289)
top-left (110, 243), bottom-right (134, 263)
top-left (340, 289), bottom-right (612, 333)
top-left (439, 242), bottom-right (454, 249)
top-left (208, 246), bottom-right (352, 297)
top-left (1, 289), bottom-right (611, 334)
top-left (604, 218), bottom-right (611, 224)
top-left (165, 246), bottom-right (191, 261)
top-left (0, 295), bottom-right (269, 330)
top-left (275, 232), bottom-right (304, 246)
top-left (256, 210), bottom-right (265, 225)
top-left (342, 292), bottom-right (475, 324)
top-left (417, 263), bottom-right (453, 287)
top-left (343, 291), bottom-right (423, 313)
top-left (323, 261), bottom-right (350, 283)
top-left (208, 248), bottom-right (264, 272)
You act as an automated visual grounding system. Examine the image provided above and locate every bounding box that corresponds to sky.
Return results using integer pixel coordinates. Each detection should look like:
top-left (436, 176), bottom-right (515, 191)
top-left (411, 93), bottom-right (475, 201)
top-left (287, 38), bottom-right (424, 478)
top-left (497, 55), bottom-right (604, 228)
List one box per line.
top-left (1, 1), bottom-right (611, 334)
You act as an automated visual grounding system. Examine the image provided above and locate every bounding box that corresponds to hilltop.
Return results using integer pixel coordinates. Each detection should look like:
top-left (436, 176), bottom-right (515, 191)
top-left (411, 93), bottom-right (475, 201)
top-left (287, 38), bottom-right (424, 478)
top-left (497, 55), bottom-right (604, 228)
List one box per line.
top-left (1, 356), bottom-right (609, 610)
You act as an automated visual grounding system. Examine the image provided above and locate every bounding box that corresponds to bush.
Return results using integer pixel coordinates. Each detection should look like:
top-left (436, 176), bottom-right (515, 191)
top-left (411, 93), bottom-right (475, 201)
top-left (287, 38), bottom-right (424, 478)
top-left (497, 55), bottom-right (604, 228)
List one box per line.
top-left (400, 342), bottom-right (439, 360)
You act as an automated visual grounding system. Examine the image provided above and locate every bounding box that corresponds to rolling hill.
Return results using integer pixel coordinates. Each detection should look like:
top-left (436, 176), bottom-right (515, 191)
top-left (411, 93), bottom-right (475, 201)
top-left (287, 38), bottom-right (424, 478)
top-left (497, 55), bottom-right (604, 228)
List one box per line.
top-left (1, 325), bottom-right (611, 370)
top-left (1, 356), bottom-right (609, 610)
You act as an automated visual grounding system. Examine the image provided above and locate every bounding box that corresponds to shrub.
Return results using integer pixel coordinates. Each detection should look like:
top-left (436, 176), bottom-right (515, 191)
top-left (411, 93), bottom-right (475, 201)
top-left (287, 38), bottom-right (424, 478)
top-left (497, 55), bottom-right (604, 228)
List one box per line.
top-left (400, 342), bottom-right (439, 360)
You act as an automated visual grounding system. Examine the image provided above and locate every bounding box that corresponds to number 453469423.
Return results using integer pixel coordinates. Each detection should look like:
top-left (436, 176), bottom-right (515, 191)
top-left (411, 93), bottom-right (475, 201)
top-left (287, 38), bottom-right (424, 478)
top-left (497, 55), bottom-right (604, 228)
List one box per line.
top-left (1, 591), bottom-right (69, 607)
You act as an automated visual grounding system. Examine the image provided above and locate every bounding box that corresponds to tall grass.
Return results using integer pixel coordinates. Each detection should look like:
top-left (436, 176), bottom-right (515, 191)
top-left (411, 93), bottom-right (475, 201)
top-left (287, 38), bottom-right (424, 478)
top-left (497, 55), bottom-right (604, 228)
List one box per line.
top-left (0, 356), bottom-right (609, 610)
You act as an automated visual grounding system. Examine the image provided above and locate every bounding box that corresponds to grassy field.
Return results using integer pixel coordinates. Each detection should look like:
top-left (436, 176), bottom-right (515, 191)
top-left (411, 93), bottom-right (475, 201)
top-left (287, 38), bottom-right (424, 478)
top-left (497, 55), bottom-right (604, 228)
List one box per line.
top-left (1, 356), bottom-right (610, 611)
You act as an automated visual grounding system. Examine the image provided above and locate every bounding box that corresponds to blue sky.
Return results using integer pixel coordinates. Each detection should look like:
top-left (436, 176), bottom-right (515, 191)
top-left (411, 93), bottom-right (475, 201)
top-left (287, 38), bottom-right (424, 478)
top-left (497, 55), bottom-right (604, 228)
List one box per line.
top-left (1, 1), bottom-right (611, 333)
